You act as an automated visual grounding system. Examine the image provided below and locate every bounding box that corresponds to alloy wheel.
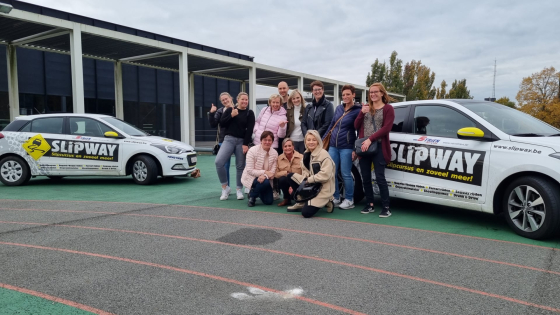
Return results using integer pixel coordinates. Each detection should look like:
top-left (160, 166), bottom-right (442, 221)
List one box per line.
top-left (507, 185), bottom-right (546, 232)
top-left (1, 160), bottom-right (23, 183)
top-left (133, 160), bottom-right (148, 182)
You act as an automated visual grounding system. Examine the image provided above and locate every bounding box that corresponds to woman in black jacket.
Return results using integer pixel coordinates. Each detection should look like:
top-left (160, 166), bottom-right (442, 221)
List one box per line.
top-left (209, 92), bottom-right (234, 185)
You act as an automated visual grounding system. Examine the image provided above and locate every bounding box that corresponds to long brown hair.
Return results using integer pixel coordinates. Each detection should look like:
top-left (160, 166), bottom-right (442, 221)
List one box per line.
top-left (368, 83), bottom-right (395, 115)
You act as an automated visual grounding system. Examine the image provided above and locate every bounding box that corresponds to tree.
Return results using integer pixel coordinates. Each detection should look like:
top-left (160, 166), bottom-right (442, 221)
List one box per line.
top-left (384, 51), bottom-right (404, 94)
top-left (402, 60), bottom-right (436, 100)
top-left (495, 97), bottom-right (516, 108)
top-left (366, 59), bottom-right (386, 87)
top-left (447, 79), bottom-right (473, 99)
top-left (516, 66), bottom-right (560, 128)
top-left (436, 80), bottom-right (447, 99)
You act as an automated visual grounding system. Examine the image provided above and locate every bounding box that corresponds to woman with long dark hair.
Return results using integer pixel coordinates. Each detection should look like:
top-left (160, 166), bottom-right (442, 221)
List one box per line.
top-left (354, 83), bottom-right (395, 217)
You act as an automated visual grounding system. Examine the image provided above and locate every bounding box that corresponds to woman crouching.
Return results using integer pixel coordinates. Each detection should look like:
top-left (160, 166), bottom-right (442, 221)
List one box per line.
top-left (242, 131), bottom-right (278, 207)
top-left (286, 130), bottom-right (335, 218)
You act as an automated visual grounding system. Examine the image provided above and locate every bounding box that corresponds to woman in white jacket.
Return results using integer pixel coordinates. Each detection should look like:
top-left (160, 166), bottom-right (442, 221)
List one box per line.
top-left (241, 131), bottom-right (278, 207)
top-left (252, 94), bottom-right (288, 152)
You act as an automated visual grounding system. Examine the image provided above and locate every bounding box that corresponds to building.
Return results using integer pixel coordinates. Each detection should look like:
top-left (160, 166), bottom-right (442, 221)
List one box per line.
top-left (0, 0), bottom-right (404, 145)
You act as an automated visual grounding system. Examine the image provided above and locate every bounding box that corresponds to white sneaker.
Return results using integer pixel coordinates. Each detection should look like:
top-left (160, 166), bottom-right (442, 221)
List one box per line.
top-left (236, 189), bottom-right (244, 200)
top-left (244, 187), bottom-right (250, 194)
top-left (339, 199), bottom-right (355, 209)
top-left (220, 186), bottom-right (231, 200)
top-left (333, 198), bottom-right (341, 207)
top-left (273, 191), bottom-right (280, 200)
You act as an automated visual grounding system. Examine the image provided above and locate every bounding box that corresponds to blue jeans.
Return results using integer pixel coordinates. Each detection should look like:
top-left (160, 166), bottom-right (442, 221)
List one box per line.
top-left (250, 178), bottom-right (273, 205)
top-left (218, 142), bottom-right (231, 185)
top-left (215, 135), bottom-right (245, 189)
top-left (328, 146), bottom-right (354, 200)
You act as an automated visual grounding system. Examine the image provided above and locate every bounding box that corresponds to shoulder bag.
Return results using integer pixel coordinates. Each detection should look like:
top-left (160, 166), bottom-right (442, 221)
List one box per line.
top-left (322, 109), bottom-right (350, 150)
top-left (355, 112), bottom-right (378, 157)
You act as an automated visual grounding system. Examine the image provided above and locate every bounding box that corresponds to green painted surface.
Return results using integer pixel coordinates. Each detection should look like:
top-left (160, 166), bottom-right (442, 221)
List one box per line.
top-left (1, 154), bottom-right (559, 248)
top-left (0, 287), bottom-right (94, 315)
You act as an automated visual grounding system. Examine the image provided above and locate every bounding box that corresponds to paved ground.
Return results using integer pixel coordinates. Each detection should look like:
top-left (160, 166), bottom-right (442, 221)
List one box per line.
top-left (1, 155), bottom-right (560, 314)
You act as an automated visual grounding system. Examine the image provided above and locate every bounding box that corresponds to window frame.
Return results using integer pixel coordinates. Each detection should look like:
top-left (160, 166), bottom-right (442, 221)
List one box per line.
top-left (410, 104), bottom-right (491, 139)
top-left (23, 116), bottom-right (67, 135)
top-left (67, 116), bottom-right (121, 138)
top-left (391, 105), bottom-right (413, 134)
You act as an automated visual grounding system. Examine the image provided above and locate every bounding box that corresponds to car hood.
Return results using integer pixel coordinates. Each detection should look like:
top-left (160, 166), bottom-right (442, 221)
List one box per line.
top-left (509, 136), bottom-right (560, 152)
top-left (131, 136), bottom-right (195, 152)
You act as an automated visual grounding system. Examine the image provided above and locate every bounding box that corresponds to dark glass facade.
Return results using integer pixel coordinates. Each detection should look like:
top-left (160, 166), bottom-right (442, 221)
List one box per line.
top-left (1, 46), bottom-right (243, 142)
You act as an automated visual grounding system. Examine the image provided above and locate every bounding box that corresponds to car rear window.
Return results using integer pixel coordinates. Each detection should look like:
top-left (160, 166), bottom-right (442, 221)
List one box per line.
top-left (2, 120), bottom-right (30, 132)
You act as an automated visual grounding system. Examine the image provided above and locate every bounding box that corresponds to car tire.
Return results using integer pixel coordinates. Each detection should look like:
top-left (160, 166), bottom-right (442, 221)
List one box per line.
top-left (337, 165), bottom-right (364, 203)
top-left (502, 176), bottom-right (560, 240)
top-left (0, 156), bottom-right (31, 186)
top-left (131, 155), bottom-right (158, 185)
top-left (47, 176), bottom-right (65, 180)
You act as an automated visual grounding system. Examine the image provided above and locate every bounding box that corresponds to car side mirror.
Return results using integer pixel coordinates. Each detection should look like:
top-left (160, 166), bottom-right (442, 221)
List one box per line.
top-left (457, 127), bottom-right (495, 141)
top-left (104, 131), bottom-right (124, 139)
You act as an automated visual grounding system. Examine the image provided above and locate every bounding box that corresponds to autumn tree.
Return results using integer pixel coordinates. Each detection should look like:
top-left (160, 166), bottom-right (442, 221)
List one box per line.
top-left (495, 97), bottom-right (516, 108)
top-left (447, 79), bottom-right (473, 99)
top-left (384, 51), bottom-right (404, 94)
top-left (436, 80), bottom-right (447, 99)
top-left (516, 66), bottom-right (560, 128)
top-left (366, 59), bottom-right (386, 87)
top-left (401, 60), bottom-right (436, 100)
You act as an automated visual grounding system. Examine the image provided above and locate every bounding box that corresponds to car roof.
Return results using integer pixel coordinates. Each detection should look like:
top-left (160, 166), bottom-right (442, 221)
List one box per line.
top-left (14, 113), bottom-right (113, 121)
top-left (392, 99), bottom-right (492, 107)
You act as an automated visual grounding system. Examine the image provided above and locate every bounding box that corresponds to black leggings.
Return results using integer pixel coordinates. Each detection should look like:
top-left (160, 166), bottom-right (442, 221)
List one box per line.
top-left (286, 173), bottom-right (321, 218)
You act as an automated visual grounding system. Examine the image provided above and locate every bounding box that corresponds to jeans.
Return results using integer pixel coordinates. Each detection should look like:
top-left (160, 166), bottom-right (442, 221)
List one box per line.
top-left (292, 141), bottom-right (305, 154)
top-left (218, 142), bottom-right (231, 185)
top-left (359, 142), bottom-right (390, 208)
top-left (328, 146), bottom-right (354, 200)
top-left (250, 178), bottom-right (273, 205)
top-left (215, 135), bottom-right (245, 189)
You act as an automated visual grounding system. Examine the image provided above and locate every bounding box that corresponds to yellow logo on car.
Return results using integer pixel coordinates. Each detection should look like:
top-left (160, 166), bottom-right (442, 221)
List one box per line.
top-left (23, 134), bottom-right (51, 160)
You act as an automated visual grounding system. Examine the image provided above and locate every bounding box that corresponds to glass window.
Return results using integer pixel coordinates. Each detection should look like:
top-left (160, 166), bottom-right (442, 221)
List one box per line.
top-left (69, 117), bottom-right (112, 138)
top-left (458, 102), bottom-right (559, 136)
top-left (414, 105), bottom-right (476, 138)
top-left (30, 117), bottom-right (64, 134)
top-left (0, 92), bottom-right (9, 130)
top-left (392, 106), bottom-right (410, 132)
top-left (101, 117), bottom-right (149, 136)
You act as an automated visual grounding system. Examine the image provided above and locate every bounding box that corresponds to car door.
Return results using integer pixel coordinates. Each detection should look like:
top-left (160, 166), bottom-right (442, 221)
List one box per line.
top-left (64, 117), bottom-right (122, 175)
top-left (393, 104), bottom-right (492, 207)
top-left (18, 116), bottom-right (68, 175)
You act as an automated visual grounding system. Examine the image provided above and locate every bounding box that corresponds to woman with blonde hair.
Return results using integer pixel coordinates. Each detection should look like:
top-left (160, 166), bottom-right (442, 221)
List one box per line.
top-left (354, 83), bottom-right (395, 217)
top-left (252, 94), bottom-right (288, 152)
top-left (275, 138), bottom-right (303, 208)
top-left (216, 92), bottom-right (255, 201)
top-left (285, 130), bottom-right (335, 218)
top-left (285, 89), bottom-right (306, 154)
top-left (208, 92), bottom-right (234, 185)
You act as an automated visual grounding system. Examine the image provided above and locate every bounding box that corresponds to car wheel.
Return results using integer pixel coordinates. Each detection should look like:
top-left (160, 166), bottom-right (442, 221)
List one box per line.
top-left (337, 165), bottom-right (364, 203)
top-left (131, 155), bottom-right (158, 185)
top-left (0, 156), bottom-right (31, 186)
top-left (502, 176), bottom-right (560, 240)
top-left (47, 176), bottom-right (65, 180)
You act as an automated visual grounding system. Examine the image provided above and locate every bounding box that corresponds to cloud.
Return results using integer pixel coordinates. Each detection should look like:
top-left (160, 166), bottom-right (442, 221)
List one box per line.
top-left (27, 0), bottom-right (560, 102)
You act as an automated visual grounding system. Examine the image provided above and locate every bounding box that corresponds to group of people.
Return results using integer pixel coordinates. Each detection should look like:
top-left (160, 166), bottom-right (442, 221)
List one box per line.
top-left (210, 80), bottom-right (395, 218)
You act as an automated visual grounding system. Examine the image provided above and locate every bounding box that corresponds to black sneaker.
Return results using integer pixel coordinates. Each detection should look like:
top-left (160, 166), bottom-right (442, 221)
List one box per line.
top-left (379, 208), bottom-right (391, 218)
top-left (247, 197), bottom-right (256, 207)
top-left (361, 204), bottom-right (374, 214)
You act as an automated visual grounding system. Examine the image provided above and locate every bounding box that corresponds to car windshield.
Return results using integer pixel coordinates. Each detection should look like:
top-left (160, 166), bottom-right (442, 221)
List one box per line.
top-left (101, 117), bottom-right (150, 136)
top-left (458, 102), bottom-right (560, 136)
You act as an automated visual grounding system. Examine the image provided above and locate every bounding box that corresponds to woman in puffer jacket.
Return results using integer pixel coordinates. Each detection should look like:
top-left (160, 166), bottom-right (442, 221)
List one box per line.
top-left (252, 94), bottom-right (288, 152)
top-left (323, 84), bottom-right (362, 210)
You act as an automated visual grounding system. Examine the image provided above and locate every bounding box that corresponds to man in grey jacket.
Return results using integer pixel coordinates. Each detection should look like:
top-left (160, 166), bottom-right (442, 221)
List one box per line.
top-left (301, 80), bottom-right (334, 137)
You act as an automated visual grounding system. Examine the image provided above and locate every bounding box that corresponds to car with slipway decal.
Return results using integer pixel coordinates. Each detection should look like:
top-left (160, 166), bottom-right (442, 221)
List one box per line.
top-left (0, 114), bottom-right (198, 186)
top-left (349, 99), bottom-right (560, 239)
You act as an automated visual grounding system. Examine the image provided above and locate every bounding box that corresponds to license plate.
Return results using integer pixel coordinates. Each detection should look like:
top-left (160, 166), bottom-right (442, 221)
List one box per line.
top-left (190, 156), bottom-right (197, 163)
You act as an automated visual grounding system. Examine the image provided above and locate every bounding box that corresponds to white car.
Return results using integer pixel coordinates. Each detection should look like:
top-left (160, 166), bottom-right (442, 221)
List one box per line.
top-left (364, 99), bottom-right (560, 239)
top-left (0, 114), bottom-right (198, 186)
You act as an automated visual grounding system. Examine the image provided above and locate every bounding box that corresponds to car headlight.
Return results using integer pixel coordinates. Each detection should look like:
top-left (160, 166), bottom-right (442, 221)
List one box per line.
top-left (151, 144), bottom-right (187, 154)
top-left (550, 153), bottom-right (560, 160)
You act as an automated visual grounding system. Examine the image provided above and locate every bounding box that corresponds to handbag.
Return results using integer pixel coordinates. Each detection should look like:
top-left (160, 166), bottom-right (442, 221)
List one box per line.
top-left (322, 109), bottom-right (350, 150)
top-left (355, 111), bottom-right (380, 156)
top-left (212, 127), bottom-right (220, 155)
top-left (291, 179), bottom-right (322, 202)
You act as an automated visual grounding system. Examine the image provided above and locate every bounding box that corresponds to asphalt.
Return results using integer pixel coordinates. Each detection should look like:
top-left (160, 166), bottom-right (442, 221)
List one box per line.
top-left (1, 155), bottom-right (560, 314)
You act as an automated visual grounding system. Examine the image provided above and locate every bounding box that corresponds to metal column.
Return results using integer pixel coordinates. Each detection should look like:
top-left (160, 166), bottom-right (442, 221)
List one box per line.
top-left (114, 61), bottom-right (124, 119)
top-left (297, 76), bottom-right (304, 92)
top-left (333, 84), bottom-right (340, 105)
top-left (248, 66), bottom-right (256, 112)
top-left (6, 45), bottom-right (19, 120)
top-left (188, 73), bottom-right (196, 146)
top-left (362, 89), bottom-right (367, 104)
top-left (69, 25), bottom-right (85, 113)
top-left (178, 50), bottom-right (190, 144)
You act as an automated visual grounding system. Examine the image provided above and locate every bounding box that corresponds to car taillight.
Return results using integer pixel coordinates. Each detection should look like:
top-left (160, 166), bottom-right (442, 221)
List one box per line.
top-left (0, 133), bottom-right (4, 139)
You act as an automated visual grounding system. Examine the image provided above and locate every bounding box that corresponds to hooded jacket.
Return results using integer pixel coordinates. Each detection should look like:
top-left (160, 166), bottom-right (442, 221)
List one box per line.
top-left (290, 130), bottom-right (335, 208)
top-left (301, 95), bottom-right (334, 137)
top-left (323, 102), bottom-right (362, 149)
top-left (252, 106), bottom-right (288, 149)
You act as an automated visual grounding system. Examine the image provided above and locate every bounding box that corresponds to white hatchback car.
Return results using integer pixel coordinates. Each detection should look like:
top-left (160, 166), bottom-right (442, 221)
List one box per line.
top-left (366, 99), bottom-right (560, 239)
top-left (0, 114), bottom-right (198, 186)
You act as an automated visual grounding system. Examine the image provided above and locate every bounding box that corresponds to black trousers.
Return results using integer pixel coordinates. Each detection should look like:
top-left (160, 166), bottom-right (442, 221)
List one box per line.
top-left (287, 173), bottom-right (321, 218)
top-left (358, 142), bottom-right (390, 208)
top-left (278, 176), bottom-right (292, 201)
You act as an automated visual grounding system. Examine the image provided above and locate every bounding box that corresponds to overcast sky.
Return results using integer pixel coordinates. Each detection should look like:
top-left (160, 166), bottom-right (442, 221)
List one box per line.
top-left (27, 0), bottom-right (560, 103)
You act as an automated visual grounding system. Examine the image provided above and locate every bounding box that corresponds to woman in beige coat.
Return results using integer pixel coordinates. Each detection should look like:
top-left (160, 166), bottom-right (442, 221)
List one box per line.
top-left (275, 138), bottom-right (303, 208)
top-left (285, 130), bottom-right (335, 218)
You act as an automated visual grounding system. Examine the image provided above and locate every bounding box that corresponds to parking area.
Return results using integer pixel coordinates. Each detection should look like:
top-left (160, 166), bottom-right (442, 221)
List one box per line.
top-left (1, 154), bottom-right (560, 314)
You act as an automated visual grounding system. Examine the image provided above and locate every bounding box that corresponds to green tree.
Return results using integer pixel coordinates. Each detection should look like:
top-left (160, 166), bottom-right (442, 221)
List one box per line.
top-left (402, 60), bottom-right (417, 100)
top-left (436, 80), bottom-right (447, 99)
top-left (495, 97), bottom-right (516, 108)
top-left (384, 51), bottom-right (404, 94)
top-left (447, 79), bottom-right (473, 99)
top-left (366, 59), bottom-right (386, 87)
